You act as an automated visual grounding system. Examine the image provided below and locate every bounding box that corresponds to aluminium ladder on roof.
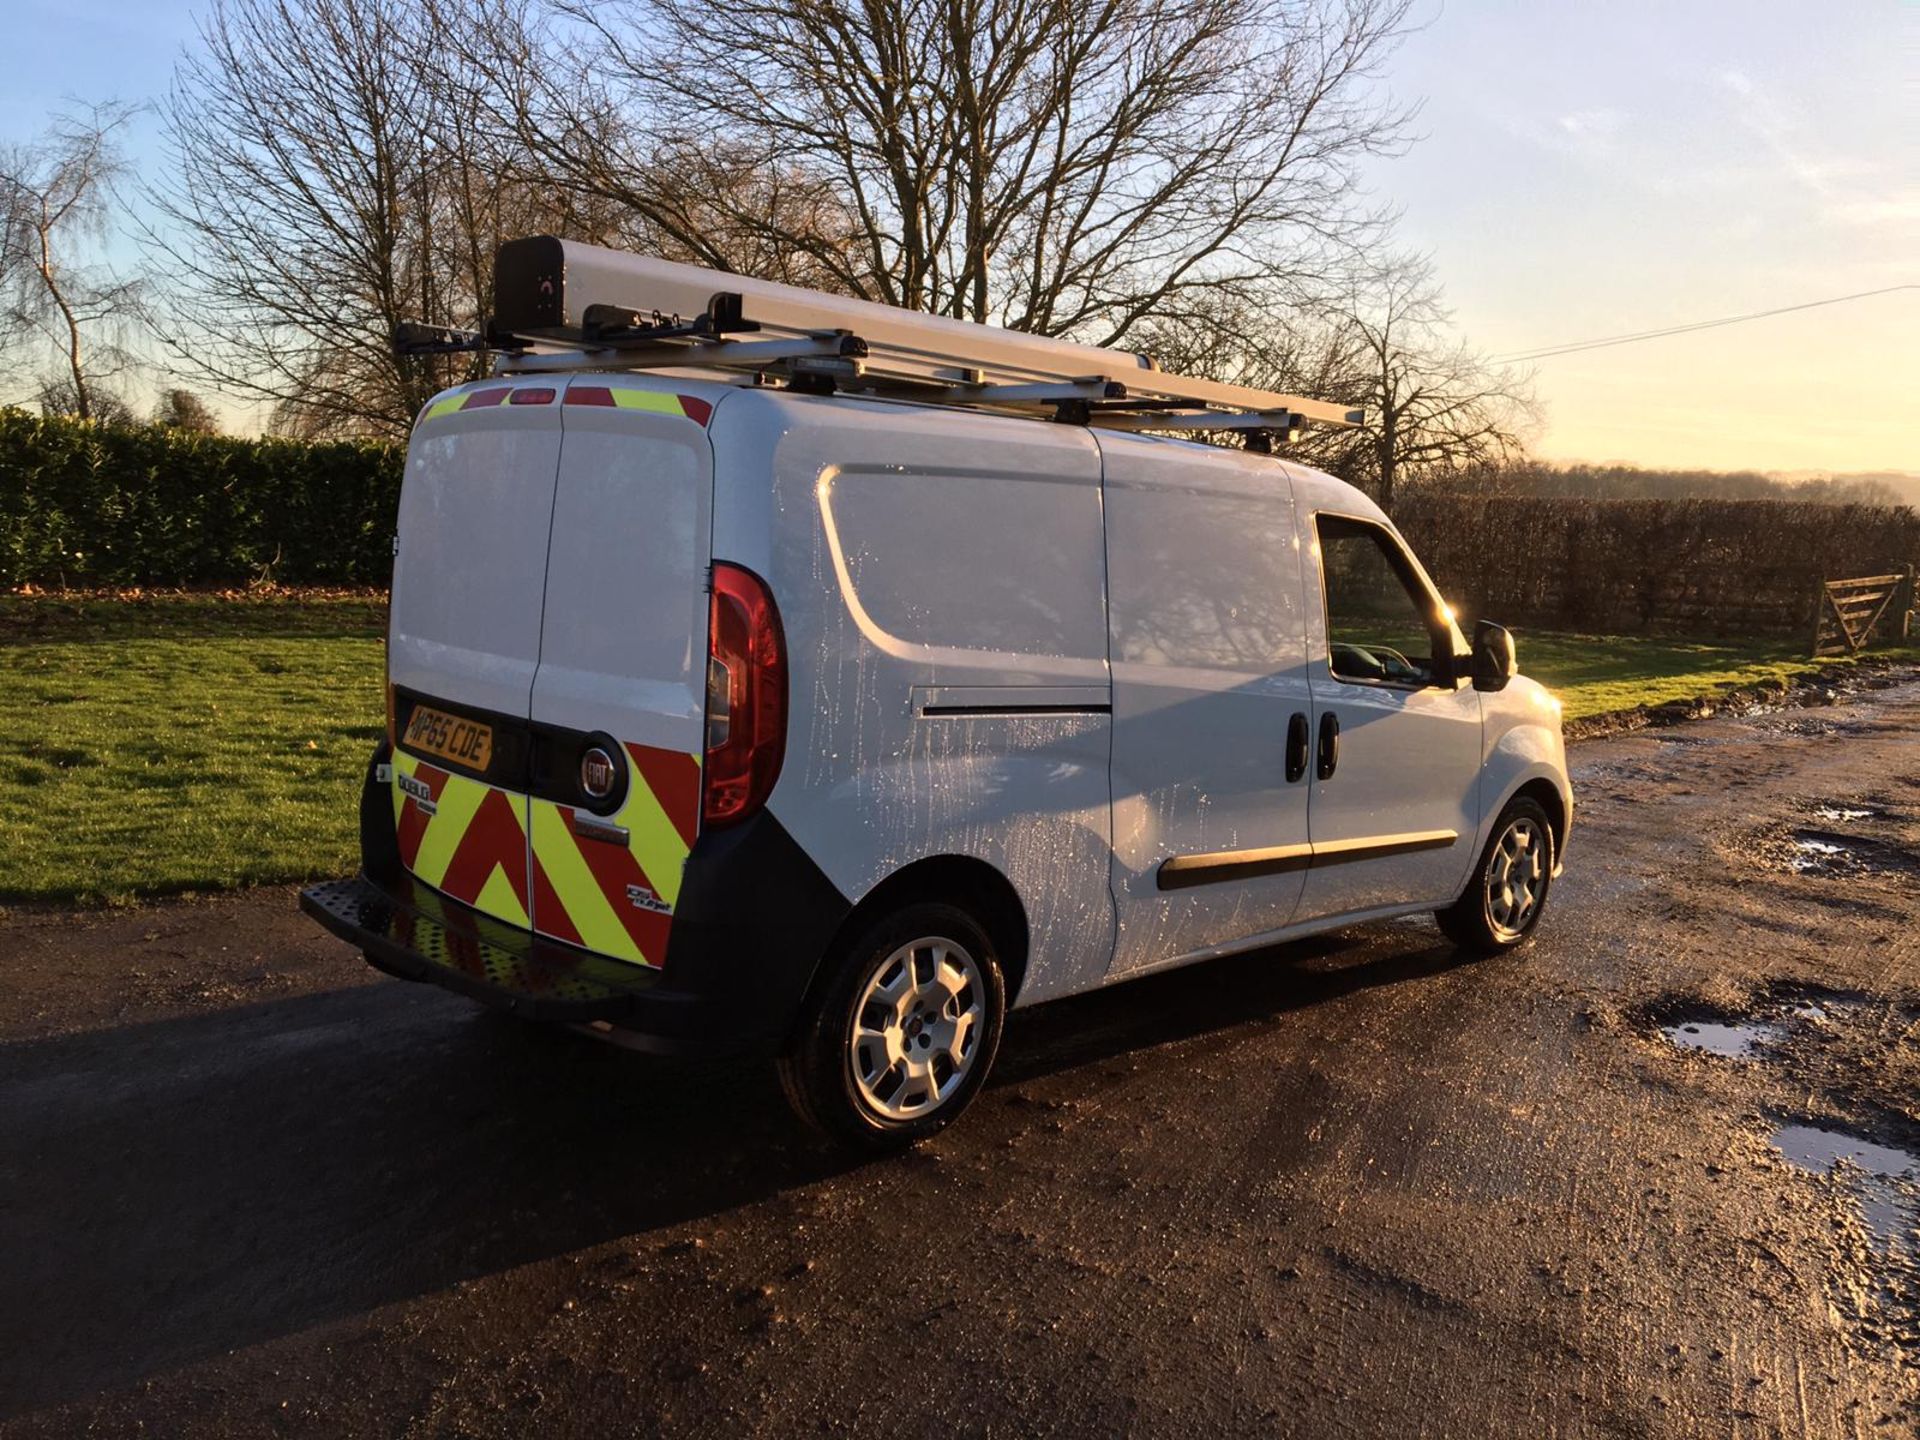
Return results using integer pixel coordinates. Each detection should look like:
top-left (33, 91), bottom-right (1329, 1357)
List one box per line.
top-left (398, 235), bottom-right (1364, 438)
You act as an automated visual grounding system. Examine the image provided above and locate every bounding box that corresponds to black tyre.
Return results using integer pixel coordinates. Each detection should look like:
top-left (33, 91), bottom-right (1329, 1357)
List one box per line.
top-left (777, 901), bottom-right (1006, 1152)
top-left (1435, 795), bottom-right (1555, 954)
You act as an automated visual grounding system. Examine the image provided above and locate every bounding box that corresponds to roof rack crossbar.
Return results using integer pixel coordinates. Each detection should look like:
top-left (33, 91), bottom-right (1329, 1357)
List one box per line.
top-left (1091, 410), bottom-right (1306, 434)
top-left (392, 321), bottom-right (497, 357)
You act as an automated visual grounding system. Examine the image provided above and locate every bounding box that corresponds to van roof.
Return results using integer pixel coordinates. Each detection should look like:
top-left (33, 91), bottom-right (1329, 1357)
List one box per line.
top-left (412, 369), bottom-right (1378, 515)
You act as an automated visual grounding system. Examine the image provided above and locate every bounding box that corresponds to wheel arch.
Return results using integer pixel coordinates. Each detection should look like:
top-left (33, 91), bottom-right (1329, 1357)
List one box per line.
top-left (783, 854), bottom-right (1031, 1050)
top-left (1511, 775), bottom-right (1569, 863)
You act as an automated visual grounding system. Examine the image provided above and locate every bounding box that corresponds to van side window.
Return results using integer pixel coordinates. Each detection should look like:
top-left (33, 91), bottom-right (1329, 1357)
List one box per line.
top-left (1316, 515), bottom-right (1444, 686)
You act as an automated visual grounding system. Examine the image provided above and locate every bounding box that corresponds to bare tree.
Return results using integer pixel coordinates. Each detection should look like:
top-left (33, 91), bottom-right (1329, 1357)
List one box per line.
top-left (1130, 286), bottom-right (1364, 418)
top-left (453, 0), bottom-right (871, 289)
top-left (151, 0), bottom-right (619, 437)
top-left (145, 0), bottom-right (1437, 445)
top-left (153, 387), bottom-right (221, 433)
top-left (0, 105), bottom-right (146, 422)
top-left (36, 377), bottom-right (136, 425)
top-left (488, 0), bottom-right (1414, 344)
top-left (1320, 257), bottom-right (1535, 513)
top-left (1129, 258), bottom-right (1533, 511)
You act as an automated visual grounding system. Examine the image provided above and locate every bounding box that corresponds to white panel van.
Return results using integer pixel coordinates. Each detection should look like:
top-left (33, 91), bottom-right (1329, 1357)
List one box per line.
top-left (303, 241), bottom-right (1571, 1150)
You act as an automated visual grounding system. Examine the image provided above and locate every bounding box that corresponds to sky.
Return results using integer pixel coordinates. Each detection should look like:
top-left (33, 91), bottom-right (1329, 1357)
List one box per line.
top-left (5, 0), bottom-right (1917, 473)
top-left (1359, 0), bottom-right (1919, 474)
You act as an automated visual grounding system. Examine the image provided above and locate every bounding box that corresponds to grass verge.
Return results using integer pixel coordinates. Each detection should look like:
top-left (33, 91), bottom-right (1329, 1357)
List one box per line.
top-left (1515, 629), bottom-right (1920, 721)
top-left (1, 592), bottom-right (385, 905)
top-left (1, 595), bottom-right (1914, 905)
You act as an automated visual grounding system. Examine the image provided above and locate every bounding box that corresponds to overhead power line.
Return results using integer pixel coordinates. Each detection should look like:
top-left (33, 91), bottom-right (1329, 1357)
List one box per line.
top-left (1491, 284), bottom-right (1919, 364)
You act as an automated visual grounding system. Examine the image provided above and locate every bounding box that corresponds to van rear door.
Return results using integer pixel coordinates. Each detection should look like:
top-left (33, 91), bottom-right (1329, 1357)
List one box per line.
top-left (524, 378), bottom-right (715, 968)
top-left (387, 381), bottom-right (565, 929)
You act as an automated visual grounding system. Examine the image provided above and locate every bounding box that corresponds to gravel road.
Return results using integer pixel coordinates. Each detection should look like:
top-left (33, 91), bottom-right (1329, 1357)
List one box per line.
top-left (3, 678), bottom-right (1917, 1437)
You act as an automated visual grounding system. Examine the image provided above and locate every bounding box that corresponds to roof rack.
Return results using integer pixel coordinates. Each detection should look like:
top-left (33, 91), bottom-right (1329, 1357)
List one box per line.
top-left (396, 236), bottom-right (1364, 439)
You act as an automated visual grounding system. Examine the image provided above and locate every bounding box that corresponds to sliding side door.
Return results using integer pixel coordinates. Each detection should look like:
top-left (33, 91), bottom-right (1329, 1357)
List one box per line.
top-left (1102, 437), bottom-right (1315, 976)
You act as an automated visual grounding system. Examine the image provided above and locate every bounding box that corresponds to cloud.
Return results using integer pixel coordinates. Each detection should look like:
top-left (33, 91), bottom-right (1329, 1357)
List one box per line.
top-left (1711, 65), bottom-right (1902, 226)
top-left (1556, 108), bottom-right (1625, 140)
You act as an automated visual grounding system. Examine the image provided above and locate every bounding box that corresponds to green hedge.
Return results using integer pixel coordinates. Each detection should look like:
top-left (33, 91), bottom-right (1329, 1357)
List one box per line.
top-left (1397, 493), bottom-right (1920, 636)
top-left (0, 408), bottom-right (403, 587)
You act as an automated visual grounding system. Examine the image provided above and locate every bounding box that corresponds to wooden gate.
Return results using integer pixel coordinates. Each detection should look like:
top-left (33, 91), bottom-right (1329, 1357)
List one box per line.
top-left (1811, 567), bottom-right (1915, 657)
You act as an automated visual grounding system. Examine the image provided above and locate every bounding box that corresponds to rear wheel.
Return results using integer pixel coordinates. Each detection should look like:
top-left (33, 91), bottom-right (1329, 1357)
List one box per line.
top-left (778, 902), bottom-right (1006, 1151)
top-left (1436, 796), bottom-right (1555, 953)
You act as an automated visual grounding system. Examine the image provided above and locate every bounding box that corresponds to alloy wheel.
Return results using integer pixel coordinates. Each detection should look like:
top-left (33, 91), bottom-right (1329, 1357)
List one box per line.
top-left (847, 936), bottom-right (985, 1121)
top-left (1486, 816), bottom-right (1547, 940)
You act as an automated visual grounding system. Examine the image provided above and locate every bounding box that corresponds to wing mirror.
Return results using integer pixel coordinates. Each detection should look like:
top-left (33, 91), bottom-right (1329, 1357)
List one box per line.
top-left (1471, 621), bottom-right (1516, 692)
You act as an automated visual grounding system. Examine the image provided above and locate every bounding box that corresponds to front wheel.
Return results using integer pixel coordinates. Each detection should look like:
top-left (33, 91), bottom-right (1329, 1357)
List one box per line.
top-left (777, 902), bottom-right (1006, 1152)
top-left (1435, 796), bottom-right (1555, 953)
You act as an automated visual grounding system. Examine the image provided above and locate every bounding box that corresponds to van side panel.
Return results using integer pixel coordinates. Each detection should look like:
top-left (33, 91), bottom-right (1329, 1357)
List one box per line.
top-left (1101, 435), bottom-right (1315, 975)
top-left (708, 391), bottom-right (1118, 1006)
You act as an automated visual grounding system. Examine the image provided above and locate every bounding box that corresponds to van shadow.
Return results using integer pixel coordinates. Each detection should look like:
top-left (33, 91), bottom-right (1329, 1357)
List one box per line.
top-left (0, 925), bottom-right (1475, 1418)
top-left (996, 926), bottom-right (1482, 1086)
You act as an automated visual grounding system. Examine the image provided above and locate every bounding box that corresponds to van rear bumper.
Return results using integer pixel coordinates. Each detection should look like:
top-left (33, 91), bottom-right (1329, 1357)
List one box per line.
top-left (299, 868), bottom-right (799, 1055)
top-left (300, 870), bottom-right (682, 1025)
top-left (303, 794), bottom-right (853, 1056)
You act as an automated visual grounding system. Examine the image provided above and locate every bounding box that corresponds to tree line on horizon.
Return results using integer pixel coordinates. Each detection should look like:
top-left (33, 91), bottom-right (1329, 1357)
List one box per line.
top-left (0, 0), bottom-right (1901, 515)
top-left (1429, 459), bottom-right (1913, 510)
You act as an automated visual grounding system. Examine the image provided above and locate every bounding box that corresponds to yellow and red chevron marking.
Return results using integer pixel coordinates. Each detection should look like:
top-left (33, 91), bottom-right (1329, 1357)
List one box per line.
top-left (529, 741), bottom-right (702, 969)
top-left (562, 386), bottom-right (713, 426)
top-left (418, 384), bottom-right (559, 423)
top-left (391, 752), bottom-right (531, 929)
top-left (419, 384), bottom-right (710, 426)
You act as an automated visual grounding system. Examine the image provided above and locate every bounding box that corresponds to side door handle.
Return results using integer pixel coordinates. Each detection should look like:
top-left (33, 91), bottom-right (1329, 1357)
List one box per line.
top-left (1285, 712), bottom-right (1310, 783)
top-left (1316, 711), bottom-right (1340, 781)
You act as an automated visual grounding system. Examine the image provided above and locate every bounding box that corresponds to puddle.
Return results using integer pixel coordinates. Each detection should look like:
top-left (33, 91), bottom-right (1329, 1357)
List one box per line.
top-left (1664, 1020), bottom-right (1783, 1058)
top-left (1815, 806), bottom-right (1879, 823)
top-left (1782, 828), bottom-right (1920, 878)
top-left (1771, 1124), bottom-right (1920, 1250)
top-left (1656, 988), bottom-right (1864, 1058)
top-left (1792, 834), bottom-right (1851, 872)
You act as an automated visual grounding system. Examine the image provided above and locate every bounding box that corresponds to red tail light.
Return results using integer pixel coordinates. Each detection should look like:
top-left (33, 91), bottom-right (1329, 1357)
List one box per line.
top-left (703, 562), bottom-right (787, 828)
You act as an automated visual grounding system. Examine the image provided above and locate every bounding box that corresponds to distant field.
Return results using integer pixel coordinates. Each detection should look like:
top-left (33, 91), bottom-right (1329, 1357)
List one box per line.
top-left (0, 592), bottom-right (1911, 905)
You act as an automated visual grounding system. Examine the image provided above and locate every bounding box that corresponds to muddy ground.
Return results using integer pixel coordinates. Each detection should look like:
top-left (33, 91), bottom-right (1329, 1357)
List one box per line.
top-left (2, 681), bottom-right (1917, 1438)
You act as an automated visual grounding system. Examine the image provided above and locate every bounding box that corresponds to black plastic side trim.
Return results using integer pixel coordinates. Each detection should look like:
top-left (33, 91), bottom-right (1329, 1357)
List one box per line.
top-left (1157, 845), bottom-right (1313, 891)
top-left (662, 807), bottom-right (853, 1044)
top-left (360, 740), bottom-right (403, 884)
top-left (388, 687), bottom-right (632, 816)
top-left (1309, 831), bottom-right (1457, 868)
top-left (1155, 831), bottom-right (1457, 891)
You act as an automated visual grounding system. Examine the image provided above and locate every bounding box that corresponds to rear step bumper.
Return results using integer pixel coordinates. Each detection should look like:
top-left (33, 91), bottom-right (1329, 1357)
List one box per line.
top-left (302, 871), bottom-right (735, 1051)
